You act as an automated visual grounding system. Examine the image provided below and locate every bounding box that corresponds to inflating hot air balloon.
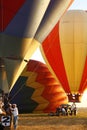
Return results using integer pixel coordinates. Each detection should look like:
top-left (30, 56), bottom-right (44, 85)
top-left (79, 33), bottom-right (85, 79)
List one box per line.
top-left (9, 60), bottom-right (68, 113)
top-left (41, 10), bottom-right (87, 102)
top-left (0, 0), bottom-right (74, 94)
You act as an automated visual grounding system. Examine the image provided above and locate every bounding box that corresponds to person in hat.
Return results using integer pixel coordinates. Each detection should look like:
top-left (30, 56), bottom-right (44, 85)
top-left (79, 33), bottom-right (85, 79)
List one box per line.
top-left (10, 104), bottom-right (19, 130)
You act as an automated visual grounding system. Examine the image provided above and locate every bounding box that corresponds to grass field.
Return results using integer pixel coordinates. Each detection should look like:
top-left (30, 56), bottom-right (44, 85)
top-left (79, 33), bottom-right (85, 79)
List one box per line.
top-left (11, 107), bottom-right (87, 130)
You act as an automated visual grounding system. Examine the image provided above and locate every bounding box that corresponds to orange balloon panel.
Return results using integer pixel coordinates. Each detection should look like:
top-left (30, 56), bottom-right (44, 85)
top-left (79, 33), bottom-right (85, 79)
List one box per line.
top-left (41, 10), bottom-right (87, 94)
top-left (10, 60), bottom-right (68, 113)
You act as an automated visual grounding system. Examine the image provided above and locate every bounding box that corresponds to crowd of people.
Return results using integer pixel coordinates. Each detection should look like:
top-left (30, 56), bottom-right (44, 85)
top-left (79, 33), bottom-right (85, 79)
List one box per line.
top-left (0, 91), bottom-right (19, 130)
top-left (56, 102), bottom-right (77, 116)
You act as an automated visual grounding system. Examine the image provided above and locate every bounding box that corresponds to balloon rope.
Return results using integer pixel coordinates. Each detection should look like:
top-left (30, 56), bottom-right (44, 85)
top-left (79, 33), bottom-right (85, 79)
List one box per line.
top-left (9, 82), bottom-right (25, 101)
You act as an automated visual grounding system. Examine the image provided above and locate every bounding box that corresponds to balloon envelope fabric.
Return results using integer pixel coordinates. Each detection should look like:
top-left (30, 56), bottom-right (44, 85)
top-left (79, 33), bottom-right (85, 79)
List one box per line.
top-left (0, 0), bottom-right (74, 92)
top-left (9, 60), bottom-right (68, 113)
top-left (41, 10), bottom-right (87, 95)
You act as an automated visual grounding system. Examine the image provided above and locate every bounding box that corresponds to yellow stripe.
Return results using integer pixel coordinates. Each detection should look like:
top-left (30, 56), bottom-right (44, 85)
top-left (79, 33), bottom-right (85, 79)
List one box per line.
top-left (21, 68), bottom-right (49, 110)
top-left (60, 10), bottom-right (87, 93)
top-left (33, 102), bottom-right (49, 113)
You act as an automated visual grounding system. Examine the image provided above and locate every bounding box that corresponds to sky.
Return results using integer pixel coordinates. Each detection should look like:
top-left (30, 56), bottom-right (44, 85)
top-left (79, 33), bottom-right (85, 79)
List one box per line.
top-left (30, 0), bottom-right (87, 63)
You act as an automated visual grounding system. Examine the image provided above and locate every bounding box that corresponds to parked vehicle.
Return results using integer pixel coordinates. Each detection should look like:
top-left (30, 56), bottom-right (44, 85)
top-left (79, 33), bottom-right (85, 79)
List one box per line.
top-left (56, 104), bottom-right (71, 116)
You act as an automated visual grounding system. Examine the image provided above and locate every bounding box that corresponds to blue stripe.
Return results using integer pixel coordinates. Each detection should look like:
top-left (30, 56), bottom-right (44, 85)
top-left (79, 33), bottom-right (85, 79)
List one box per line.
top-left (4, 0), bottom-right (36, 38)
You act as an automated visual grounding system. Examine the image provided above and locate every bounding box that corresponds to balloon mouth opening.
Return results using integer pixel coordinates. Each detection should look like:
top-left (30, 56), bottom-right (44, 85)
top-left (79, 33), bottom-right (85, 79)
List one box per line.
top-left (67, 93), bottom-right (82, 102)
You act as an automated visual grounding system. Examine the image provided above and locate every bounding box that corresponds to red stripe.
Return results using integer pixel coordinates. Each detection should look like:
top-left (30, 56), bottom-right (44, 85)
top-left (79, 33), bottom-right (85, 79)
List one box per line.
top-left (0, 0), bottom-right (25, 31)
top-left (79, 57), bottom-right (87, 93)
top-left (42, 22), bottom-right (70, 93)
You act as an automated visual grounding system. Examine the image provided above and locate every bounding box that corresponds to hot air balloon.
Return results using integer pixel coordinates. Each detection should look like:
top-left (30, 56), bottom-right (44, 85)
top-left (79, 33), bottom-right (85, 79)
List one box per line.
top-left (41, 10), bottom-right (87, 102)
top-left (0, 0), bottom-right (74, 94)
top-left (9, 60), bottom-right (68, 113)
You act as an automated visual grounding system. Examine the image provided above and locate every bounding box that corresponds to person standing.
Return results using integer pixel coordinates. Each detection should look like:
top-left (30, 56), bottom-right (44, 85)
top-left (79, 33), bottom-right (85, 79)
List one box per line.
top-left (61, 107), bottom-right (66, 116)
top-left (10, 104), bottom-right (19, 130)
top-left (71, 102), bottom-right (76, 115)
